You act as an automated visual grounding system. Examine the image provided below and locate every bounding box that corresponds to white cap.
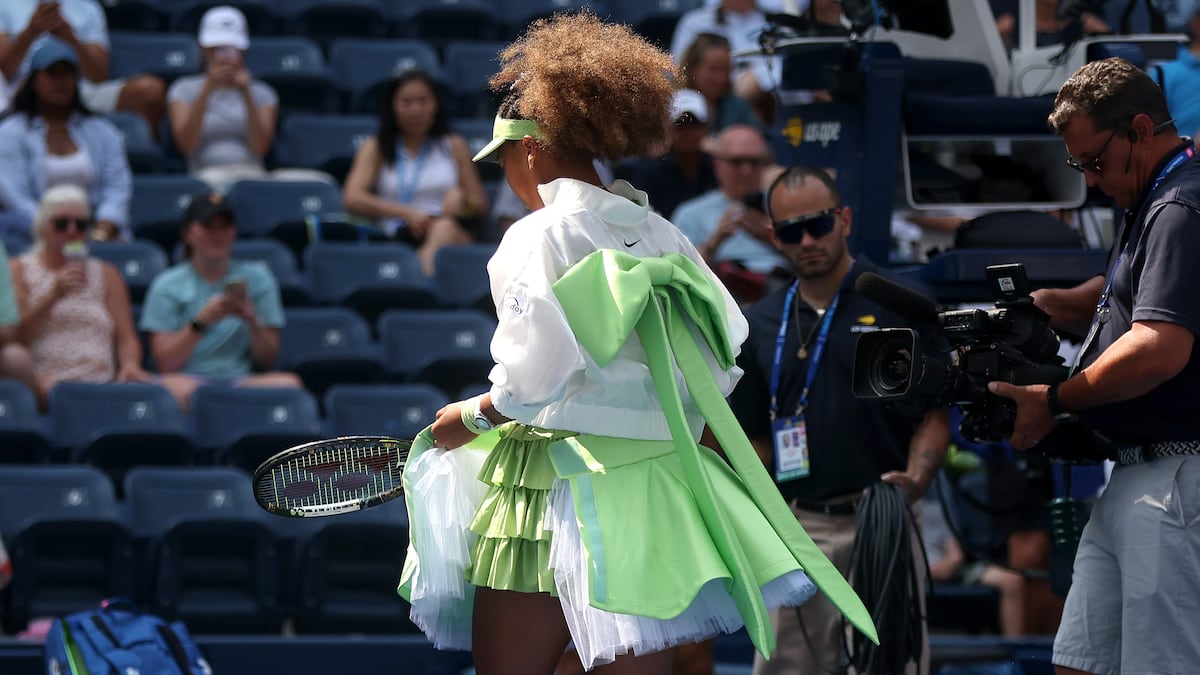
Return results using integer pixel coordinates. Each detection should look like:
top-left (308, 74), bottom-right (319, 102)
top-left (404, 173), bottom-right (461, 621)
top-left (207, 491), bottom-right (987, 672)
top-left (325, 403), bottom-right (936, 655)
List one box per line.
top-left (670, 89), bottom-right (708, 124)
top-left (198, 6), bottom-right (249, 50)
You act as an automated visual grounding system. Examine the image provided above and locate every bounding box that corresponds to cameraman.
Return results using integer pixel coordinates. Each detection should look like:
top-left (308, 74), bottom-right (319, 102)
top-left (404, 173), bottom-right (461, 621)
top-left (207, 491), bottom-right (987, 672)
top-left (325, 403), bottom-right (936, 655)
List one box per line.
top-left (989, 57), bottom-right (1200, 675)
top-left (727, 165), bottom-right (949, 675)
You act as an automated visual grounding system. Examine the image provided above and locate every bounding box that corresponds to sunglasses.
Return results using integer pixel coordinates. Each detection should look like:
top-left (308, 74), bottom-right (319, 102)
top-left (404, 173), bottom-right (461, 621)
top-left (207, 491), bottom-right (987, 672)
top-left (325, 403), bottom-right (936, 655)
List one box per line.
top-left (51, 216), bottom-right (93, 233)
top-left (1065, 127), bottom-right (1119, 175)
top-left (772, 208), bottom-right (841, 244)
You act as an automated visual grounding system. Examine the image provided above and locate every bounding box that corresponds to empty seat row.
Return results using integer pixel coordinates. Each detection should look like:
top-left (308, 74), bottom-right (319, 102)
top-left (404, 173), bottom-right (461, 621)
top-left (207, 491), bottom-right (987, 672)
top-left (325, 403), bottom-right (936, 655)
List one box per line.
top-left (0, 464), bottom-right (414, 635)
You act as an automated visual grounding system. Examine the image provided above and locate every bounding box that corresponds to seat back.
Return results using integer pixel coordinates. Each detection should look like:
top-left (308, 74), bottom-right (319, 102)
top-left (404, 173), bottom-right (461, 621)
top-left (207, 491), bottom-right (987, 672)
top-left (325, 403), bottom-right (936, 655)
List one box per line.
top-left (48, 382), bottom-right (189, 451)
top-left (103, 0), bottom-right (170, 32)
top-left (277, 307), bottom-right (378, 367)
top-left (433, 243), bottom-right (496, 309)
top-left (226, 179), bottom-right (344, 237)
top-left (231, 238), bottom-right (308, 302)
top-left (124, 466), bottom-right (260, 536)
top-left (190, 385), bottom-right (322, 453)
top-left (244, 35), bottom-right (335, 113)
top-left (441, 41), bottom-right (506, 118)
top-left (108, 32), bottom-right (200, 82)
top-left (327, 38), bottom-right (441, 113)
top-left (303, 243), bottom-right (436, 318)
top-left (280, 0), bottom-right (391, 50)
top-left (377, 309), bottom-right (495, 395)
top-left (89, 240), bottom-right (170, 303)
top-left (496, 0), bottom-right (603, 38)
top-left (130, 175), bottom-right (210, 233)
top-left (278, 113), bottom-right (376, 183)
top-left (106, 111), bottom-right (164, 174)
top-left (324, 383), bottom-right (446, 439)
top-left (0, 379), bottom-right (51, 462)
top-left (171, 0), bottom-right (281, 34)
top-left (392, 0), bottom-right (501, 43)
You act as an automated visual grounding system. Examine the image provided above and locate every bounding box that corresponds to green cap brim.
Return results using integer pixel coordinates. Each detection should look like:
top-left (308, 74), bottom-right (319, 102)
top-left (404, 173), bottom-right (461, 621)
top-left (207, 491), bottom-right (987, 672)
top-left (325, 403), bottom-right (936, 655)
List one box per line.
top-left (472, 116), bottom-right (542, 163)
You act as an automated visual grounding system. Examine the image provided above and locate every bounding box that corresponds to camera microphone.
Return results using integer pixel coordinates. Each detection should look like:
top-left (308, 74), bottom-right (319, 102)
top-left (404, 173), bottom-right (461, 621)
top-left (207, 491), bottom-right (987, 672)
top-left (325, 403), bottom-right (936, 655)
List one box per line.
top-left (854, 272), bottom-right (939, 325)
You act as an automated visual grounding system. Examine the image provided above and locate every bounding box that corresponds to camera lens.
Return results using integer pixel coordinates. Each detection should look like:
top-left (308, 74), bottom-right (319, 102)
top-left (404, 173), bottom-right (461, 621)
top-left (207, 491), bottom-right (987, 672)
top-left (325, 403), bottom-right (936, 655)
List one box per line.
top-left (872, 345), bottom-right (912, 395)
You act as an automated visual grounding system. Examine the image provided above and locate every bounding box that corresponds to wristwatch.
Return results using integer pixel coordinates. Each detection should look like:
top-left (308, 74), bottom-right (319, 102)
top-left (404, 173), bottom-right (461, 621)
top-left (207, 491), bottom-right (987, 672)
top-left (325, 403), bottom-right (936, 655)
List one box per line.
top-left (189, 318), bottom-right (208, 334)
top-left (472, 408), bottom-right (495, 432)
top-left (1046, 383), bottom-right (1075, 422)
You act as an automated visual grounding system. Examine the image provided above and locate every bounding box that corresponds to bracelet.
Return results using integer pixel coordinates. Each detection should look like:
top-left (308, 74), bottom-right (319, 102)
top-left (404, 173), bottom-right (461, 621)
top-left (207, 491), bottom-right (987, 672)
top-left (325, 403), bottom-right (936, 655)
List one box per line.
top-left (460, 395), bottom-right (491, 435)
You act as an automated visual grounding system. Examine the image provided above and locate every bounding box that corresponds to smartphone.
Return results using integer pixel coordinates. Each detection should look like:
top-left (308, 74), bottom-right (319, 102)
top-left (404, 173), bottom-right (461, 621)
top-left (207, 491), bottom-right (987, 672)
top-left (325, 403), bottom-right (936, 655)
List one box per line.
top-left (224, 279), bottom-right (248, 302)
top-left (742, 191), bottom-right (766, 213)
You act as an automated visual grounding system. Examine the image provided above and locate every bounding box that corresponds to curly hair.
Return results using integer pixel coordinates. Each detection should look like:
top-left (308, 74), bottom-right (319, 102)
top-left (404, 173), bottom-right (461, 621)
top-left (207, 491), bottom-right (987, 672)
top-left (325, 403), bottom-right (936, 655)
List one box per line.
top-left (1048, 58), bottom-right (1172, 135)
top-left (489, 12), bottom-right (678, 163)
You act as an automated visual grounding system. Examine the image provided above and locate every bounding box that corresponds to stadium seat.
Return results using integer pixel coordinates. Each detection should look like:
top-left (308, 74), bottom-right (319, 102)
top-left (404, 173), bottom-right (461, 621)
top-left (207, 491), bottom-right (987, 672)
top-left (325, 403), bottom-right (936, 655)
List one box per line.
top-left (47, 382), bottom-right (196, 481)
top-left (0, 379), bottom-right (52, 463)
top-left (441, 41), bottom-right (506, 118)
top-left (279, 0), bottom-right (390, 51)
top-left (391, 0), bottom-right (502, 45)
top-left (432, 243), bottom-right (496, 310)
top-left (277, 113), bottom-right (376, 185)
top-left (225, 179), bottom-right (344, 238)
top-left (106, 111), bottom-right (165, 174)
top-left (0, 466), bottom-right (134, 634)
top-left (244, 36), bottom-right (336, 114)
top-left (451, 116), bottom-right (501, 181)
top-left (608, 0), bottom-right (703, 50)
top-left (171, 0), bottom-right (281, 34)
top-left (496, 0), bottom-right (603, 39)
top-left (327, 38), bottom-right (441, 114)
top-left (231, 238), bottom-right (312, 305)
top-left (291, 497), bottom-right (415, 634)
top-left (190, 386), bottom-right (323, 472)
top-left (277, 307), bottom-right (384, 398)
top-left (108, 32), bottom-right (200, 82)
top-left (124, 467), bottom-right (282, 633)
top-left (129, 174), bottom-right (210, 255)
top-left (303, 243), bottom-right (438, 324)
top-left (88, 239), bottom-right (170, 304)
top-left (103, 0), bottom-right (170, 32)
top-left (324, 383), bottom-right (446, 439)
top-left (377, 309), bottom-right (495, 397)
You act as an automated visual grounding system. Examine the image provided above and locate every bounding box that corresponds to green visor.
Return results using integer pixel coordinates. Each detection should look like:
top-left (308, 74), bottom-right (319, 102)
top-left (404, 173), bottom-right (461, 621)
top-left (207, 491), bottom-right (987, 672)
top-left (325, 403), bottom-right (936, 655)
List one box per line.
top-left (472, 116), bottom-right (543, 163)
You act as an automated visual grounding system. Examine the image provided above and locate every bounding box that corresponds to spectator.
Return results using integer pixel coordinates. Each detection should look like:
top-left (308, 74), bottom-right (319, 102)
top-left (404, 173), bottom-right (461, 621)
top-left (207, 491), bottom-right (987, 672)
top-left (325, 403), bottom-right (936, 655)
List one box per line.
top-left (672, 123), bottom-right (787, 303)
top-left (678, 33), bottom-right (761, 132)
top-left (614, 88), bottom-right (718, 218)
top-left (922, 490), bottom-right (1026, 637)
top-left (0, 237), bottom-right (38, 400)
top-left (342, 69), bottom-right (489, 276)
top-left (139, 193), bottom-right (300, 411)
top-left (9, 184), bottom-right (150, 410)
top-left (0, 38), bottom-right (131, 244)
top-left (168, 6), bottom-right (328, 194)
top-left (1154, 4), bottom-right (1200, 139)
top-left (0, 0), bottom-right (165, 133)
top-left (991, 0), bottom-right (1111, 50)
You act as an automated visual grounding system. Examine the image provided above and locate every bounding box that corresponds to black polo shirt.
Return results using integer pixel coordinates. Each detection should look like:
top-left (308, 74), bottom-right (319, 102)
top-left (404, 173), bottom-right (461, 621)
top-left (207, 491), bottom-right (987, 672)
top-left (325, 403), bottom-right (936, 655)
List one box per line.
top-left (729, 258), bottom-right (935, 501)
top-left (1077, 144), bottom-right (1200, 445)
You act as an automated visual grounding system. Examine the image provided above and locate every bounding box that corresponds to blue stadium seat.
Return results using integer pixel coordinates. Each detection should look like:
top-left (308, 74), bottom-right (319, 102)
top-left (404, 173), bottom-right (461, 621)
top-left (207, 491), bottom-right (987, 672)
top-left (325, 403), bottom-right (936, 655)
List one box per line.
top-left (609, 0), bottom-right (703, 50)
top-left (277, 113), bottom-right (376, 185)
top-left (105, 111), bottom-right (165, 174)
top-left (441, 41), bottom-right (505, 118)
top-left (377, 309), bottom-right (495, 397)
top-left (279, 0), bottom-right (390, 51)
top-left (89, 239), bottom-right (170, 304)
top-left (129, 174), bottom-right (210, 246)
top-left (277, 307), bottom-right (384, 397)
top-left (432, 243), bottom-right (496, 310)
top-left (324, 383), bottom-right (446, 439)
top-left (123, 466), bottom-right (282, 632)
top-left (451, 116), bottom-right (501, 181)
top-left (244, 36), bottom-right (336, 114)
top-left (496, 0), bottom-right (605, 39)
top-left (231, 238), bottom-right (312, 305)
top-left (303, 243), bottom-right (438, 323)
top-left (225, 179), bottom-right (344, 238)
top-left (108, 32), bottom-right (200, 82)
top-left (291, 497), bottom-right (415, 634)
top-left (0, 466), bottom-right (133, 634)
top-left (327, 38), bottom-right (441, 114)
top-left (171, 0), bottom-right (281, 34)
top-left (47, 382), bottom-right (195, 477)
top-left (390, 0), bottom-right (502, 45)
top-left (103, 0), bottom-right (170, 32)
top-left (0, 379), bottom-right (52, 463)
top-left (190, 385), bottom-right (323, 472)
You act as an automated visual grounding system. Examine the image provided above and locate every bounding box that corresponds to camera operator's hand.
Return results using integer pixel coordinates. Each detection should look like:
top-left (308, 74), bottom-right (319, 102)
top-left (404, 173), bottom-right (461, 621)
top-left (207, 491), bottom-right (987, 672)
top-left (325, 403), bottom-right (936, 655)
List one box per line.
top-left (880, 470), bottom-right (925, 504)
top-left (987, 381), bottom-right (1055, 450)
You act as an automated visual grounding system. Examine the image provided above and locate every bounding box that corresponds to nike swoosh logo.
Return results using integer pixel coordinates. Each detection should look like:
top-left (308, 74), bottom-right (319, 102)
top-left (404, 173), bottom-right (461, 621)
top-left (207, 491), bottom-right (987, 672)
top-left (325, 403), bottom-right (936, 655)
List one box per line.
top-left (623, 238), bottom-right (641, 247)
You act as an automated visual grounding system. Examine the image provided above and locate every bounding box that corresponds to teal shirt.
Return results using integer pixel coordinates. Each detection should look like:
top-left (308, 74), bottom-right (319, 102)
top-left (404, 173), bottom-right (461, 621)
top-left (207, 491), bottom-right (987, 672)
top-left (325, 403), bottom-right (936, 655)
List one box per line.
top-left (139, 260), bottom-right (284, 378)
top-left (0, 242), bottom-right (16, 327)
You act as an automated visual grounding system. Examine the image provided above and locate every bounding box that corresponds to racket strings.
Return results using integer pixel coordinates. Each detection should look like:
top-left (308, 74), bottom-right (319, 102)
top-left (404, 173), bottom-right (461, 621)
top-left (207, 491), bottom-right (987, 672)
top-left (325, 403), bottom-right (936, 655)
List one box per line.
top-left (256, 441), bottom-right (408, 514)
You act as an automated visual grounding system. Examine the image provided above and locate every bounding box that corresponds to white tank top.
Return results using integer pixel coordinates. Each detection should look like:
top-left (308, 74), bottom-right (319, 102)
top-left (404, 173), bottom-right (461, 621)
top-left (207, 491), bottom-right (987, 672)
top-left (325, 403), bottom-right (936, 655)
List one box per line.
top-left (375, 136), bottom-right (458, 236)
top-left (45, 148), bottom-right (96, 192)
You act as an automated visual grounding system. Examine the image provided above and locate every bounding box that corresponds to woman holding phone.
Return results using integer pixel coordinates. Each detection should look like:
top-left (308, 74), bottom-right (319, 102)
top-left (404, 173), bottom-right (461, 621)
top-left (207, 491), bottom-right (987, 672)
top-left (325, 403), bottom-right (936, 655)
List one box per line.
top-left (139, 192), bottom-right (301, 411)
top-left (9, 184), bottom-right (150, 410)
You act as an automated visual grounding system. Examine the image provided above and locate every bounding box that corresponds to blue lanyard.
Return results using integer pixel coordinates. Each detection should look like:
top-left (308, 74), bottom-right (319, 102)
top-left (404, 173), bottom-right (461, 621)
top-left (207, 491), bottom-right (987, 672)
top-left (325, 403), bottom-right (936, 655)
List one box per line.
top-left (1071, 143), bottom-right (1195, 374)
top-left (395, 141), bottom-right (430, 205)
top-left (769, 280), bottom-right (842, 420)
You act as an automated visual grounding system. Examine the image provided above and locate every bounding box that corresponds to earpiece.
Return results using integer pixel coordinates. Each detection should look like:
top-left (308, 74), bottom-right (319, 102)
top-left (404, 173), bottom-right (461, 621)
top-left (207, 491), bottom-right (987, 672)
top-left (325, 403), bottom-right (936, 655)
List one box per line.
top-left (1128, 129), bottom-right (1139, 142)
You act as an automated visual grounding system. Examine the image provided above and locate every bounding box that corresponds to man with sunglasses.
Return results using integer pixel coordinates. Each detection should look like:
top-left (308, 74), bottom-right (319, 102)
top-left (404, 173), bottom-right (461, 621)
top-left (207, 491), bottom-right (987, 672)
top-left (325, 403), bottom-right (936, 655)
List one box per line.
top-left (727, 165), bottom-right (949, 675)
top-left (988, 58), bottom-right (1200, 675)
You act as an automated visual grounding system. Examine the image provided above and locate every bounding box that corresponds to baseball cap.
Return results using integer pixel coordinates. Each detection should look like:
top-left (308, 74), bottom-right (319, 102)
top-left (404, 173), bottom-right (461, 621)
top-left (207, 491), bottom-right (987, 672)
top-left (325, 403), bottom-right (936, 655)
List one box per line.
top-left (671, 89), bottom-right (708, 125)
top-left (198, 6), bottom-right (249, 50)
top-left (184, 193), bottom-right (235, 226)
top-left (472, 115), bottom-right (544, 163)
top-left (30, 38), bottom-right (79, 71)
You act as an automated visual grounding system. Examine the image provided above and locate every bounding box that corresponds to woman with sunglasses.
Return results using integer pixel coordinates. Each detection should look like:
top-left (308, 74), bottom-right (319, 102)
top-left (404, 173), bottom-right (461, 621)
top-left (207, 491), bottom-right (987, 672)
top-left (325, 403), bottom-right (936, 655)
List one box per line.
top-left (411, 13), bottom-right (873, 675)
top-left (9, 184), bottom-right (150, 410)
top-left (0, 38), bottom-right (131, 245)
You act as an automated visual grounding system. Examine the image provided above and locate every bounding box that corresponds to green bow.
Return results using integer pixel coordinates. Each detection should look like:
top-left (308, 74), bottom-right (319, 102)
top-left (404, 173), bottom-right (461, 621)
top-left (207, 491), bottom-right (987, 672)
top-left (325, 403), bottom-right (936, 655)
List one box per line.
top-left (553, 249), bottom-right (878, 656)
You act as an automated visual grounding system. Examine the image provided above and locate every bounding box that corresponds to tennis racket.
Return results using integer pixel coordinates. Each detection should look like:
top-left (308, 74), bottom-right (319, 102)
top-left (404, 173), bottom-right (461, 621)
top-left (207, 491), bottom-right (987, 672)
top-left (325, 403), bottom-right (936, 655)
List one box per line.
top-left (253, 435), bottom-right (413, 518)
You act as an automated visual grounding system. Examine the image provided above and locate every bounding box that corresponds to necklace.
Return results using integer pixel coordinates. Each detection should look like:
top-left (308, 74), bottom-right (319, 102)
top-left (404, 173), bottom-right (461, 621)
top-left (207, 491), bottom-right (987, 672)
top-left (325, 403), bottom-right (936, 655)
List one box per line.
top-left (792, 294), bottom-right (825, 360)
